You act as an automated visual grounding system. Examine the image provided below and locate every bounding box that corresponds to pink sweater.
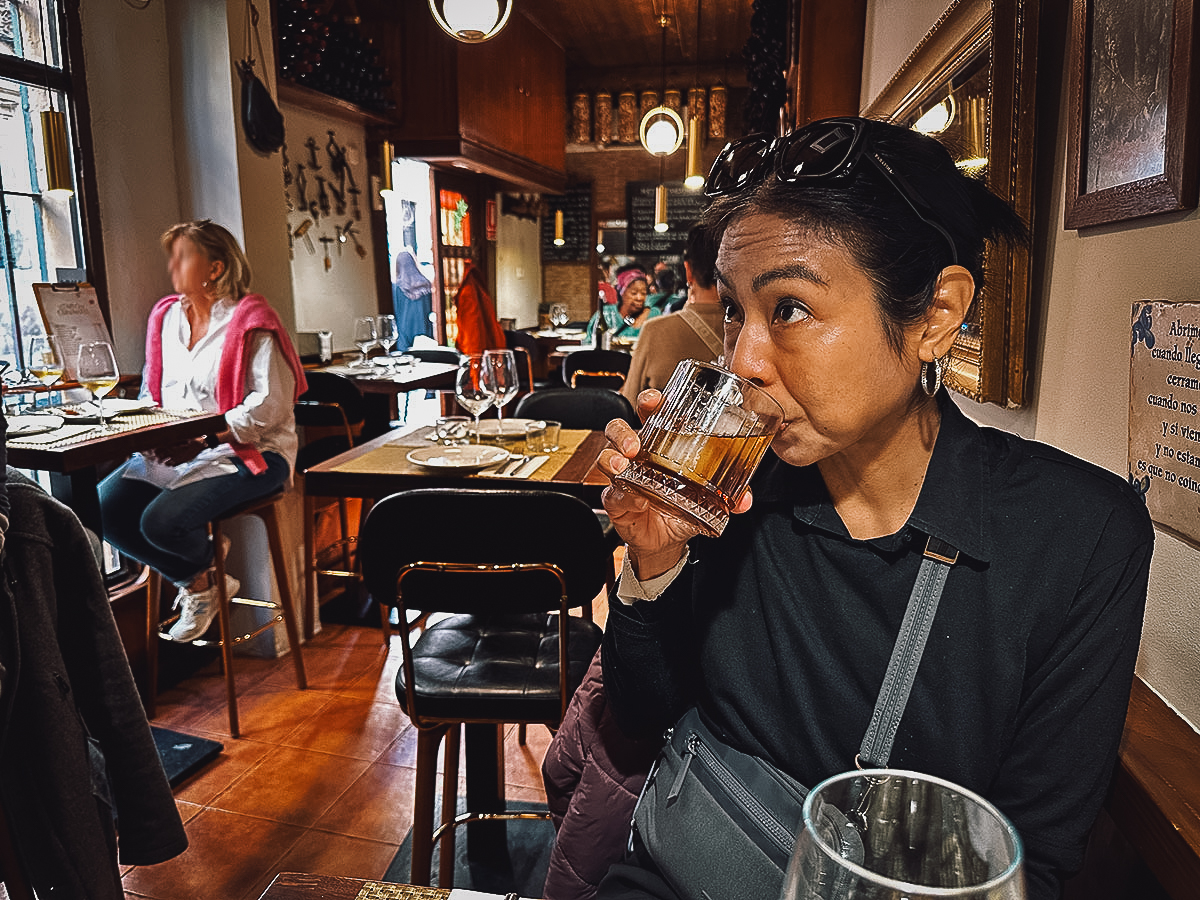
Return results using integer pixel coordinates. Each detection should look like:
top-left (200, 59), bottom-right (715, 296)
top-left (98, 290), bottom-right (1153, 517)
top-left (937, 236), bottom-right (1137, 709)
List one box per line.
top-left (144, 293), bottom-right (307, 474)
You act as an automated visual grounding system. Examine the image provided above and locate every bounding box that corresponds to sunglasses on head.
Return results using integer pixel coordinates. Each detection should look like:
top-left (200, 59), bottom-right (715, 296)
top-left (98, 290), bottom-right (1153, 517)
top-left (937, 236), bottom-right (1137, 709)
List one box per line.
top-left (704, 117), bottom-right (958, 266)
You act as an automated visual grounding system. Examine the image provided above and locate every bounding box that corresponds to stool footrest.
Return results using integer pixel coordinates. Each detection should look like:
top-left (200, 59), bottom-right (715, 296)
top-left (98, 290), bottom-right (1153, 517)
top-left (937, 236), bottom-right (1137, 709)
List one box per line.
top-left (430, 809), bottom-right (552, 844)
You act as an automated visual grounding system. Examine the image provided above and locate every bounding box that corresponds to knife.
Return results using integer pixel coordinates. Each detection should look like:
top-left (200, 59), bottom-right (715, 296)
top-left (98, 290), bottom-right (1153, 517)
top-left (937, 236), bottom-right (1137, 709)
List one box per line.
top-left (511, 455), bottom-right (547, 478)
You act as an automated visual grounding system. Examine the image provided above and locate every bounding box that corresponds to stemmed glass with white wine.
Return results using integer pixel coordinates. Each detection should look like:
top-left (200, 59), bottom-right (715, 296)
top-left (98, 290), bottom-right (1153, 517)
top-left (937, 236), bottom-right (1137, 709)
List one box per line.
top-left (781, 769), bottom-right (1025, 900)
top-left (353, 316), bottom-right (378, 367)
top-left (482, 348), bottom-right (520, 438)
top-left (27, 334), bottom-right (64, 410)
top-left (455, 354), bottom-right (494, 444)
top-left (76, 340), bottom-right (120, 431)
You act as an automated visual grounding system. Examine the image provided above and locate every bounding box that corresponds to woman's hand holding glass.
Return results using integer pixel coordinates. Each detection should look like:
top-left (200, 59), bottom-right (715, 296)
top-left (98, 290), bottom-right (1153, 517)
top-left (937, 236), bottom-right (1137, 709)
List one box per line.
top-left (76, 340), bottom-right (119, 431)
top-left (599, 388), bottom-right (755, 581)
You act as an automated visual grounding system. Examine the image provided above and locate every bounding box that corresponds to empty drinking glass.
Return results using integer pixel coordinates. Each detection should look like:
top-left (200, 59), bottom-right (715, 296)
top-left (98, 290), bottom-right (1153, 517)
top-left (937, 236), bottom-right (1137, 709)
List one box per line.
top-left (549, 303), bottom-right (569, 332)
top-left (455, 355), bottom-right (494, 443)
top-left (782, 769), bottom-right (1026, 900)
top-left (353, 316), bottom-right (378, 367)
top-left (377, 314), bottom-right (399, 366)
top-left (482, 348), bottom-right (519, 436)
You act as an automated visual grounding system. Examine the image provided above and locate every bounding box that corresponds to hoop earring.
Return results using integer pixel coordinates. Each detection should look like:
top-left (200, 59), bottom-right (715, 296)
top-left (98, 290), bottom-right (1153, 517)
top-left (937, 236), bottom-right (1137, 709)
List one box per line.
top-left (920, 357), bottom-right (944, 397)
top-left (201, 281), bottom-right (209, 288)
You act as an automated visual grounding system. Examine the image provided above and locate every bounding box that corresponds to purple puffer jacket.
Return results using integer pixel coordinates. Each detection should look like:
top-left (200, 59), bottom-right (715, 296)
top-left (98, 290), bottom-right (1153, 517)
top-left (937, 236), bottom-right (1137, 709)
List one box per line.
top-left (542, 647), bottom-right (659, 900)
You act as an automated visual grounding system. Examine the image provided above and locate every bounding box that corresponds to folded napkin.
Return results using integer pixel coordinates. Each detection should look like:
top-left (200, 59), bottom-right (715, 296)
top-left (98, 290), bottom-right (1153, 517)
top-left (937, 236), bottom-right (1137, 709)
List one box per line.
top-left (480, 455), bottom-right (549, 479)
top-left (8, 423), bottom-right (96, 445)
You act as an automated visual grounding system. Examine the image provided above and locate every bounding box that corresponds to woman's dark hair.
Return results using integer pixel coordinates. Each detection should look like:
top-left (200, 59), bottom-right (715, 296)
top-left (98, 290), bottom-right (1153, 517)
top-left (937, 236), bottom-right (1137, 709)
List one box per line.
top-left (655, 268), bottom-right (678, 295)
top-left (703, 118), bottom-right (1027, 356)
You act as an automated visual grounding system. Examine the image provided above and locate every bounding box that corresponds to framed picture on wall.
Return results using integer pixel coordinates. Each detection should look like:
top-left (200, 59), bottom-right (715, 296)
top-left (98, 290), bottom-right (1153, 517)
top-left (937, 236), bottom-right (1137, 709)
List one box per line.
top-left (1064, 0), bottom-right (1200, 228)
top-left (864, 0), bottom-right (1038, 407)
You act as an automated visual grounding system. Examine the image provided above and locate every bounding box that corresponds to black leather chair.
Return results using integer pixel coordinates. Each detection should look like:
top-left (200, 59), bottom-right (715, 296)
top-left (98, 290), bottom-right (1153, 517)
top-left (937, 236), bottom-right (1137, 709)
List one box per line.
top-left (359, 488), bottom-right (606, 887)
top-left (563, 348), bottom-right (632, 390)
top-left (514, 387), bottom-right (639, 431)
top-left (406, 347), bottom-right (463, 365)
top-left (514, 388), bottom-right (638, 587)
top-left (505, 328), bottom-right (546, 390)
top-left (294, 372), bottom-right (382, 641)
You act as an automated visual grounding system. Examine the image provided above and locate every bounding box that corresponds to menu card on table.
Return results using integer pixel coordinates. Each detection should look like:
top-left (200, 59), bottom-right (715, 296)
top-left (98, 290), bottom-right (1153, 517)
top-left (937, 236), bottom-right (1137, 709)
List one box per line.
top-left (33, 282), bottom-right (114, 380)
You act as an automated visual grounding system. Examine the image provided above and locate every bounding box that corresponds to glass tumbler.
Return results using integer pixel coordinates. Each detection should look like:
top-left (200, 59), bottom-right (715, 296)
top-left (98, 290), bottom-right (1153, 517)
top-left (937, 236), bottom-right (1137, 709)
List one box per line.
top-left (613, 359), bottom-right (782, 537)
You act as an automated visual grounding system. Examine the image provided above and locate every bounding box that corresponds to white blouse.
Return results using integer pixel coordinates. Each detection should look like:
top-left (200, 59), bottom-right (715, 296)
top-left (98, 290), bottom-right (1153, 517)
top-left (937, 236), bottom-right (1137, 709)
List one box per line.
top-left (140, 296), bottom-right (298, 473)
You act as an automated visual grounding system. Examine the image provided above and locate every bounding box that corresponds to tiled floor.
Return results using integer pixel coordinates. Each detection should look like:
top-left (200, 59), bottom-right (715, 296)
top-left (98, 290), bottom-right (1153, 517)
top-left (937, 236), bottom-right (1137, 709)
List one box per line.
top-left (121, 615), bottom-right (578, 900)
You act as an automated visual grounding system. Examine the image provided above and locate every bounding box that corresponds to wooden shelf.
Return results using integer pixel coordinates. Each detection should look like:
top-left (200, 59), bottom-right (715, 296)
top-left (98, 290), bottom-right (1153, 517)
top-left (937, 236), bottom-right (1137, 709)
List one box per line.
top-left (277, 78), bottom-right (396, 128)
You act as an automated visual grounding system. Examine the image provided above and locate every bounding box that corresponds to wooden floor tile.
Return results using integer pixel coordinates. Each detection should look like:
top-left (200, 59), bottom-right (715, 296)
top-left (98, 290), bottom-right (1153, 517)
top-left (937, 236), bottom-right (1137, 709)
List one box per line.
top-left (312, 761), bottom-right (418, 843)
top-left (206, 745), bottom-right (370, 826)
top-left (121, 808), bottom-right (304, 900)
top-left (188, 683), bottom-right (334, 744)
top-left (172, 735), bottom-right (274, 807)
top-left (281, 696), bottom-right (410, 761)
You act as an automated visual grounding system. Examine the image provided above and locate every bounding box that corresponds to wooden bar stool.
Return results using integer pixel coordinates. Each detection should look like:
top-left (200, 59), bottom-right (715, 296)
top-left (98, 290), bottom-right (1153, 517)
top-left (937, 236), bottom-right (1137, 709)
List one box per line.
top-left (147, 489), bottom-right (307, 737)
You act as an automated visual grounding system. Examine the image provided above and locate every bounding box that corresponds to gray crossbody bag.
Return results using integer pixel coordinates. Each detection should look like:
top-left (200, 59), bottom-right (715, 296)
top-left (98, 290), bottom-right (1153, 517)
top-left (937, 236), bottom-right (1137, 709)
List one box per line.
top-left (631, 536), bottom-right (959, 900)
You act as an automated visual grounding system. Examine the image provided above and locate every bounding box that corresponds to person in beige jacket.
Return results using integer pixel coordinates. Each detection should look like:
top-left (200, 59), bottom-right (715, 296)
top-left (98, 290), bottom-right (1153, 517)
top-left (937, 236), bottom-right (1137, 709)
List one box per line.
top-left (621, 225), bottom-right (724, 405)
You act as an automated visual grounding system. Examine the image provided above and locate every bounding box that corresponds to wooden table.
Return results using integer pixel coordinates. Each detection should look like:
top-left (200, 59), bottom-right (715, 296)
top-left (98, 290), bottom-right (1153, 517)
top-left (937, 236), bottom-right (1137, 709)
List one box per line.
top-left (303, 424), bottom-right (609, 507)
top-left (258, 874), bottom-right (450, 900)
top-left (6, 408), bottom-right (227, 539)
top-left (309, 361), bottom-right (459, 435)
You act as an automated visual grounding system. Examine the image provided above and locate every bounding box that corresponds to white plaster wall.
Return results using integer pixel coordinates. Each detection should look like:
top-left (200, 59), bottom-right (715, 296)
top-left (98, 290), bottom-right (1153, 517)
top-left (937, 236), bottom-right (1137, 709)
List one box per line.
top-left (78, 0), bottom-right (182, 372)
top-left (864, 0), bottom-right (1200, 728)
top-left (282, 104), bottom-right (379, 352)
top-left (494, 205), bottom-right (542, 328)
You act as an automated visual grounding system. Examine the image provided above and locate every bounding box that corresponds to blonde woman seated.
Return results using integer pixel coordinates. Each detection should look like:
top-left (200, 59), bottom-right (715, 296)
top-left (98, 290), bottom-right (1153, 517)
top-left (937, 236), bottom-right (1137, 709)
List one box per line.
top-left (99, 220), bottom-right (306, 642)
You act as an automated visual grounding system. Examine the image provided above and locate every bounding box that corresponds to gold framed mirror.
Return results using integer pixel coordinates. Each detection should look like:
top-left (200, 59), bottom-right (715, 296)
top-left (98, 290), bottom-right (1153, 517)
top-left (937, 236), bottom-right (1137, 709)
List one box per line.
top-left (864, 0), bottom-right (1038, 407)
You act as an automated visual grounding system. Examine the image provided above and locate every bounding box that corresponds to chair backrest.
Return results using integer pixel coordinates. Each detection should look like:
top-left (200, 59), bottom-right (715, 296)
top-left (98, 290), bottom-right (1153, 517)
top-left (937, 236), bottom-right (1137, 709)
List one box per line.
top-left (294, 371), bottom-right (367, 444)
top-left (563, 348), bottom-right (632, 390)
top-left (504, 330), bottom-right (537, 394)
top-left (359, 488), bottom-right (609, 617)
top-left (407, 347), bottom-right (463, 365)
top-left (514, 387), bottom-right (639, 431)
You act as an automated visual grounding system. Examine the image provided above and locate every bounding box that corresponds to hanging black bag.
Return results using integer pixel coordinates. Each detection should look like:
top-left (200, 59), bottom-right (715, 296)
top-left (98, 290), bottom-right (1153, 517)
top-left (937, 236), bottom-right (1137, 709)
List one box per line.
top-left (238, 0), bottom-right (284, 154)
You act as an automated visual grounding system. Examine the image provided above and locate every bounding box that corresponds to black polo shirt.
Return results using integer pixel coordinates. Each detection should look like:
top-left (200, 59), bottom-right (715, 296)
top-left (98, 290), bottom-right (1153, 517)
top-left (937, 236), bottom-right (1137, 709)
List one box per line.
top-left (604, 391), bottom-right (1154, 899)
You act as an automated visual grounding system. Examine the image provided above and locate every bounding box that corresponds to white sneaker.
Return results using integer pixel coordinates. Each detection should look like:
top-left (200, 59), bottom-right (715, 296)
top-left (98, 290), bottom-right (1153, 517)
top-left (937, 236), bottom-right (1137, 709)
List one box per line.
top-left (168, 573), bottom-right (240, 642)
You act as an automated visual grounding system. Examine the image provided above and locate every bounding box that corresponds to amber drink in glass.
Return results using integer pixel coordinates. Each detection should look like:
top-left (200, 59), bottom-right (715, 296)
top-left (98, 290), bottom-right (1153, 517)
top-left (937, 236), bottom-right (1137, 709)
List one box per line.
top-left (614, 360), bottom-right (782, 537)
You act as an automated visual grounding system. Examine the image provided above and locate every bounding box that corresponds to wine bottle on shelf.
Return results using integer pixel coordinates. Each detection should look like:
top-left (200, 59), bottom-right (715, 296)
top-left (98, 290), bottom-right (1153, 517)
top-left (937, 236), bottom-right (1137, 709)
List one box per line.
top-left (593, 299), bottom-right (611, 350)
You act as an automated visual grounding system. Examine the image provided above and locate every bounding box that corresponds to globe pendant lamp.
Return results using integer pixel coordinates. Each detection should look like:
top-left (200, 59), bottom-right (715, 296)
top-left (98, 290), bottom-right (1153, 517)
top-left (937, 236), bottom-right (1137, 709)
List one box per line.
top-left (428, 0), bottom-right (513, 43)
top-left (640, 14), bottom-right (683, 156)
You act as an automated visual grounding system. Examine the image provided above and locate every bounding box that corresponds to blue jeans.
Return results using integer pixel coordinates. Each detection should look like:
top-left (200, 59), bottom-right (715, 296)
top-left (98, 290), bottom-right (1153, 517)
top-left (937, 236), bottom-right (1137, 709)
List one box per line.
top-left (98, 452), bottom-right (290, 584)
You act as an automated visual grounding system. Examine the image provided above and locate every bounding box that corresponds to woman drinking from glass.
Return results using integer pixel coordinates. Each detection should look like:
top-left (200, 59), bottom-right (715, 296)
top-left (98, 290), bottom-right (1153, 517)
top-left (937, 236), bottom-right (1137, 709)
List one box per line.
top-left (594, 118), bottom-right (1153, 900)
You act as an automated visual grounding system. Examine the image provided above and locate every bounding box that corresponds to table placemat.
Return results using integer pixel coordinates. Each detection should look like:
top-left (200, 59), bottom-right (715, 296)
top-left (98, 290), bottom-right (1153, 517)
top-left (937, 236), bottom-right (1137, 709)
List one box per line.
top-left (333, 428), bottom-right (592, 482)
top-left (6, 408), bottom-right (203, 448)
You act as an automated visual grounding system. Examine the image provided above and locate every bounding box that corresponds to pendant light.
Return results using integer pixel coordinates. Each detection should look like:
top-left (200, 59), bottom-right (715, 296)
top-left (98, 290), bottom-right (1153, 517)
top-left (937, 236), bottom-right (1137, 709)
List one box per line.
top-left (379, 140), bottom-right (394, 197)
top-left (40, 109), bottom-right (73, 198)
top-left (654, 184), bottom-right (669, 233)
top-left (553, 209), bottom-right (565, 246)
top-left (683, 0), bottom-right (706, 189)
top-left (640, 14), bottom-right (683, 157)
top-left (428, 0), bottom-right (512, 43)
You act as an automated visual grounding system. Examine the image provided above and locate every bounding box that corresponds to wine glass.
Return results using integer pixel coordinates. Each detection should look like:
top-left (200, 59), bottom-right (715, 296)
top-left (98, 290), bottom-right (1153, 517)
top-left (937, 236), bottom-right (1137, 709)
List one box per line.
top-left (76, 341), bottom-right (120, 431)
top-left (353, 316), bottom-right (378, 367)
top-left (377, 314), bottom-right (399, 367)
top-left (482, 348), bottom-right (519, 436)
top-left (549, 303), bottom-right (569, 333)
top-left (455, 354), bottom-right (494, 443)
top-left (782, 769), bottom-right (1025, 900)
top-left (27, 334), bottom-right (64, 410)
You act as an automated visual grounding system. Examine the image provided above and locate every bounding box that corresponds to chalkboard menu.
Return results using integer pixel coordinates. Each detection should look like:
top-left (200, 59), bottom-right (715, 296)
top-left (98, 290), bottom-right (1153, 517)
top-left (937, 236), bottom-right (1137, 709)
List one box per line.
top-left (626, 181), bottom-right (710, 255)
top-left (541, 184), bottom-right (592, 263)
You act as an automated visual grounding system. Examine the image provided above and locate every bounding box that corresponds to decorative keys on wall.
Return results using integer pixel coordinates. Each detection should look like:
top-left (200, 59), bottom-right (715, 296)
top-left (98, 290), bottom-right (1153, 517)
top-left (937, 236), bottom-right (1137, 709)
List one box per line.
top-left (284, 128), bottom-right (367, 272)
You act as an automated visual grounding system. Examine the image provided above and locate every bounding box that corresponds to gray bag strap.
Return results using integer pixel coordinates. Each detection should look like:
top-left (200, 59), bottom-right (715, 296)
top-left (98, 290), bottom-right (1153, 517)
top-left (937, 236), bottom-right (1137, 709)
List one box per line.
top-left (857, 536), bottom-right (958, 768)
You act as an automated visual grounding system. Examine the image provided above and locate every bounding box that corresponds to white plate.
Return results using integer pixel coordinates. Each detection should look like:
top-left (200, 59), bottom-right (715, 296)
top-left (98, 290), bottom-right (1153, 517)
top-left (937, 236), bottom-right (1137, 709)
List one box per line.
top-left (472, 418), bottom-right (537, 440)
top-left (406, 445), bottom-right (510, 471)
top-left (7, 413), bottom-right (65, 437)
